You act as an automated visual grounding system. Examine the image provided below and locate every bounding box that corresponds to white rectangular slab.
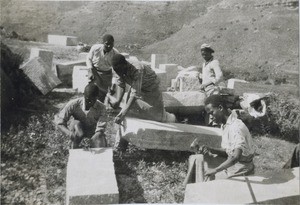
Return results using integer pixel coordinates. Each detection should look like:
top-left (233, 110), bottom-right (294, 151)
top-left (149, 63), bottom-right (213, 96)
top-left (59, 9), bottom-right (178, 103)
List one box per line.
top-left (151, 54), bottom-right (168, 69)
top-left (72, 66), bottom-right (89, 93)
top-left (184, 167), bottom-right (300, 204)
top-left (120, 117), bottom-right (222, 151)
top-left (48, 34), bottom-right (78, 46)
top-left (66, 148), bottom-right (119, 204)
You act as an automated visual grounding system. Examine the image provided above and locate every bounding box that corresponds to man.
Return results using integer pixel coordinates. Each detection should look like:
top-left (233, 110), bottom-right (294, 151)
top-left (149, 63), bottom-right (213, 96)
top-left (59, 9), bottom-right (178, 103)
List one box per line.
top-left (107, 54), bottom-right (176, 124)
top-left (200, 43), bottom-right (225, 97)
top-left (86, 34), bottom-right (119, 101)
top-left (199, 95), bottom-right (255, 180)
top-left (54, 83), bottom-right (108, 149)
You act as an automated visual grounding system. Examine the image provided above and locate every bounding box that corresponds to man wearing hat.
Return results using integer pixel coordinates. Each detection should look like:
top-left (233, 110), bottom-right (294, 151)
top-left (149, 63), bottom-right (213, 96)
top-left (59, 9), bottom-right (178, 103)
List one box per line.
top-left (200, 43), bottom-right (225, 97)
top-left (86, 34), bottom-right (119, 101)
top-left (107, 54), bottom-right (176, 125)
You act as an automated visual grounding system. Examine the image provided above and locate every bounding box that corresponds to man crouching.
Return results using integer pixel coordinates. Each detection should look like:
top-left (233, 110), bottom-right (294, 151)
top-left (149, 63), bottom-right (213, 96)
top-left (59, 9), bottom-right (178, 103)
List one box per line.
top-left (54, 83), bottom-right (108, 149)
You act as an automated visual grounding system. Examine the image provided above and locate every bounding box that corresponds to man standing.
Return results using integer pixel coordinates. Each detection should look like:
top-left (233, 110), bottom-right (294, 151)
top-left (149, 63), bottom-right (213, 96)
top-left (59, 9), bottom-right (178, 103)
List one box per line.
top-left (86, 34), bottom-right (119, 101)
top-left (54, 83), bottom-right (108, 149)
top-left (107, 54), bottom-right (176, 124)
top-left (200, 43), bottom-right (225, 97)
top-left (200, 95), bottom-right (255, 180)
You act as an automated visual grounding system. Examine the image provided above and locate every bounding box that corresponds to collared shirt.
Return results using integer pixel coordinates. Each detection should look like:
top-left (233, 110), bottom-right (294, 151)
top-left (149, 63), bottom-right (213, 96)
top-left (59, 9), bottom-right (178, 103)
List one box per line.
top-left (221, 110), bottom-right (255, 158)
top-left (114, 59), bottom-right (160, 98)
top-left (202, 58), bottom-right (223, 85)
top-left (54, 97), bottom-right (107, 137)
top-left (86, 44), bottom-right (119, 71)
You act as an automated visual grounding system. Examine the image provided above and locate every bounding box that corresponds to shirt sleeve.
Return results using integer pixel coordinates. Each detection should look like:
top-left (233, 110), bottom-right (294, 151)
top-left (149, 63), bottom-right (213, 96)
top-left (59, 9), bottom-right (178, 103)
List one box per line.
top-left (86, 45), bottom-right (95, 69)
top-left (211, 60), bottom-right (223, 84)
top-left (230, 122), bottom-right (250, 155)
top-left (54, 100), bottom-right (75, 126)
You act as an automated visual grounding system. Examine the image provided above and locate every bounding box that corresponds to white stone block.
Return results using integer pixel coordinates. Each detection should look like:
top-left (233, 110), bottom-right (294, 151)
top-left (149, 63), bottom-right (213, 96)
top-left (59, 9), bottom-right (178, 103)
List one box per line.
top-left (184, 168), bottom-right (300, 204)
top-left (120, 117), bottom-right (221, 151)
top-left (56, 60), bottom-right (86, 87)
top-left (66, 148), bottom-right (119, 205)
top-left (227, 78), bottom-right (248, 89)
top-left (151, 54), bottom-right (168, 69)
top-left (48, 34), bottom-right (78, 46)
top-left (159, 64), bottom-right (179, 88)
top-left (72, 66), bottom-right (89, 93)
top-left (29, 48), bottom-right (53, 71)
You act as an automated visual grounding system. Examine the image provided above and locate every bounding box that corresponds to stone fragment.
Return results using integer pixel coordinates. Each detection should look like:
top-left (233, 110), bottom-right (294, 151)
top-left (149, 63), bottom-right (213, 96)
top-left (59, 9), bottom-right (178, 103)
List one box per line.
top-left (21, 57), bottom-right (61, 95)
top-left (120, 117), bottom-right (222, 151)
top-left (29, 48), bottom-right (53, 71)
top-left (72, 66), bottom-right (89, 93)
top-left (159, 64), bottom-right (179, 89)
top-left (66, 148), bottom-right (119, 205)
top-left (227, 78), bottom-right (248, 89)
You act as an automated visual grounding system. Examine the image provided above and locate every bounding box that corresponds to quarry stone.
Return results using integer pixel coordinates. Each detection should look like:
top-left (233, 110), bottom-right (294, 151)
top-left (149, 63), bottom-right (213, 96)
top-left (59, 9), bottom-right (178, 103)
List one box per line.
top-left (66, 148), bottom-right (119, 205)
top-left (72, 66), bottom-right (89, 93)
top-left (21, 57), bottom-right (61, 95)
top-left (29, 48), bottom-right (53, 71)
top-left (120, 117), bottom-right (221, 151)
top-left (48, 34), bottom-right (78, 46)
top-left (227, 78), bottom-right (248, 89)
top-left (55, 60), bottom-right (86, 87)
top-left (78, 52), bottom-right (88, 60)
top-left (162, 91), bottom-right (206, 115)
top-left (151, 54), bottom-right (168, 69)
top-left (184, 167), bottom-right (300, 204)
top-left (153, 68), bottom-right (168, 91)
top-left (159, 64), bottom-right (179, 89)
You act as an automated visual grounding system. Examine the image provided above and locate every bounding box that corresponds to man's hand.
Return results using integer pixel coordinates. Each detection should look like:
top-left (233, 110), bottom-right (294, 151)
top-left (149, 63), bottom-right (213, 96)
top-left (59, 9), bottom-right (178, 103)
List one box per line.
top-left (198, 145), bottom-right (210, 155)
top-left (200, 84), bottom-right (206, 90)
top-left (205, 168), bottom-right (218, 177)
top-left (114, 113), bottom-right (125, 124)
top-left (107, 94), bottom-right (120, 109)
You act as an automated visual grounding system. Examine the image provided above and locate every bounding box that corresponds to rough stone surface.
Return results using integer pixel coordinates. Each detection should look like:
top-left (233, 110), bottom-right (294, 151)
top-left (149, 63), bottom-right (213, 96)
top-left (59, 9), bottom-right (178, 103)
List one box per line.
top-left (21, 57), bottom-right (61, 95)
top-left (151, 54), bottom-right (168, 69)
top-left (184, 167), bottom-right (300, 204)
top-left (48, 34), bottom-right (78, 46)
top-left (120, 117), bottom-right (221, 151)
top-left (159, 64), bottom-right (179, 89)
top-left (66, 148), bottom-right (119, 205)
top-left (72, 66), bottom-right (89, 93)
top-left (55, 60), bottom-right (86, 87)
top-left (78, 52), bottom-right (88, 60)
top-left (162, 91), bottom-right (206, 115)
top-left (29, 48), bottom-right (53, 71)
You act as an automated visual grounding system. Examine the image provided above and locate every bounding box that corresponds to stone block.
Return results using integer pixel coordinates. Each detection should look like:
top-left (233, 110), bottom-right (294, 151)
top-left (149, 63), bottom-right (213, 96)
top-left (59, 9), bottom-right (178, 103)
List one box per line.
top-left (184, 167), bottom-right (299, 204)
top-left (78, 52), bottom-right (88, 60)
top-left (21, 57), bottom-right (61, 95)
top-left (175, 71), bottom-right (201, 91)
top-left (120, 52), bottom-right (130, 59)
top-left (159, 64), bottom-right (179, 89)
top-left (153, 68), bottom-right (168, 91)
top-left (66, 148), bottom-right (119, 205)
top-left (55, 60), bottom-right (86, 87)
top-left (48, 34), bottom-right (78, 46)
top-left (227, 78), bottom-right (248, 89)
top-left (151, 54), bottom-right (168, 69)
top-left (72, 66), bottom-right (89, 93)
top-left (29, 48), bottom-right (53, 71)
top-left (120, 117), bottom-right (222, 151)
top-left (162, 91), bottom-right (206, 115)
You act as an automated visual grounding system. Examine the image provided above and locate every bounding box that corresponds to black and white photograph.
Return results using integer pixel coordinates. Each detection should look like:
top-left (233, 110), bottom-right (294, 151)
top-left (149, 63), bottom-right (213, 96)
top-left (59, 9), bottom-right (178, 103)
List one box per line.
top-left (1, 0), bottom-right (299, 204)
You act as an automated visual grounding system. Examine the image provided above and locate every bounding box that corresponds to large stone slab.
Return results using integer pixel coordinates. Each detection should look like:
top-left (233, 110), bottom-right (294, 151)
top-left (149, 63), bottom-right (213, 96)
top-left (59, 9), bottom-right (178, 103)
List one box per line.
top-left (21, 57), bottom-right (61, 95)
top-left (162, 91), bottom-right (206, 115)
top-left (151, 54), bottom-right (168, 69)
top-left (184, 167), bottom-right (300, 204)
top-left (29, 48), bottom-right (53, 71)
top-left (55, 60), bottom-right (86, 87)
top-left (48, 34), bottom-right (78, 46)
top-left (72, 66), bottom-right (89, 93)
top-left (120, 117), bottom-right (222, 151)
top-left (66, 148), bottom-right (119, 205)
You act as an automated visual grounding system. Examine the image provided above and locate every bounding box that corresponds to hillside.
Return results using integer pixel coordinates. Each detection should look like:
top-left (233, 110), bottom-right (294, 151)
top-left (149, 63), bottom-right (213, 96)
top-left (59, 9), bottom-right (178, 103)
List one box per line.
top-left (1, 0), bottom-right (298, 82)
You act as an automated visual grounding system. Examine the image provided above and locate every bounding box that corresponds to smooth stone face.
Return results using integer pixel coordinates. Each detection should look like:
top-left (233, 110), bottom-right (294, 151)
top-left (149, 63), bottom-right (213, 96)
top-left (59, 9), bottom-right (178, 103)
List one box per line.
top-left (48, 35), bottom-right (78, 46)
top-left (72, 66), bottom-right (89, 93)
top-left (151, 54), bottom-right (168, 69)
top-left (66, 148), bottom-right (119, 205)
top-left (29, 48), bottom-right (53, 71)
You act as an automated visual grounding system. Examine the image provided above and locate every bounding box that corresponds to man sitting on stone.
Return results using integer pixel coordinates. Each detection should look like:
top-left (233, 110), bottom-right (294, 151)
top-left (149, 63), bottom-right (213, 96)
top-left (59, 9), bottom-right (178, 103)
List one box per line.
top-left (107, 54), bottom-right (176, 124)
top-left (198, 95), bottom-right (255, 180)
top-left (86, 34), bottom-right (119, 102)
top-left (54, 83), bottom-right (108, 149)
